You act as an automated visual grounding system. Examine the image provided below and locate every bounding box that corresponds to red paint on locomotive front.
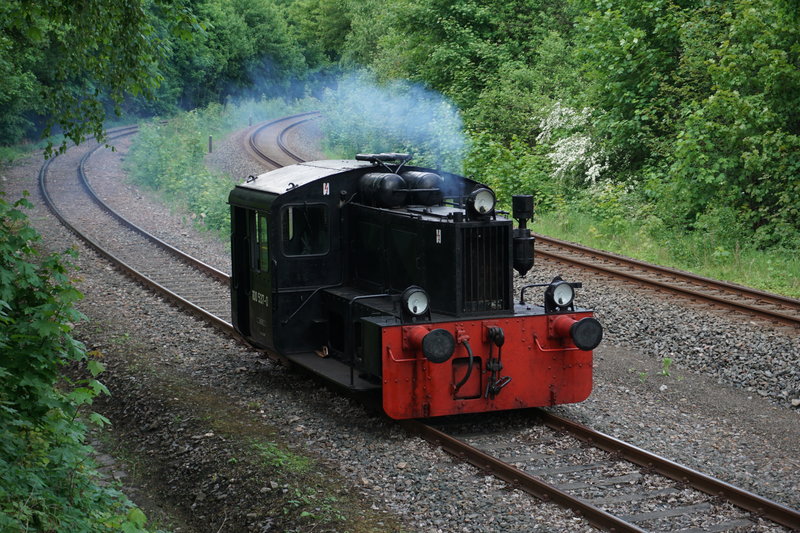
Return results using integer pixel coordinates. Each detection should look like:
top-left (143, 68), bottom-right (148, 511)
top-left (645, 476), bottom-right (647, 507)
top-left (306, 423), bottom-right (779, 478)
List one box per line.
top-left (381, 312), bottom-right (595, 419)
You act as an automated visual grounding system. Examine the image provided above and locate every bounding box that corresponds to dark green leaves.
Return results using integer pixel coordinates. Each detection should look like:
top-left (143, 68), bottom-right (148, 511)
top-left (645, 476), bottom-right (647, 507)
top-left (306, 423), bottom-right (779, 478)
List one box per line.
top-left (0, 0), bottom-right (197, 154)
top-left (0, 194), bottom-right (153, 531)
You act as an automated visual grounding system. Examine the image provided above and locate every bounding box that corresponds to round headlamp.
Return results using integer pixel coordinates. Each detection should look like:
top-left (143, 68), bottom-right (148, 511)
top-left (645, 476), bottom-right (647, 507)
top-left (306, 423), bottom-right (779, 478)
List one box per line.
top-left (401, 286), bottom-right (429, 316)
top-left (552, 281), bottom-right (574, 307)
top-left (544, 279), bottom-right (575, 312)
top-left (466, 188), bottom-right (496, 217)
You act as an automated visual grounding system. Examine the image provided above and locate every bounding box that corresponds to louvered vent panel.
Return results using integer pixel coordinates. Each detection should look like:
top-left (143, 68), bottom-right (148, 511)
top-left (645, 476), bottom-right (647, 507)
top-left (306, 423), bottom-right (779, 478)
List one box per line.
top-left (461, 225), bottom-right (510, 312)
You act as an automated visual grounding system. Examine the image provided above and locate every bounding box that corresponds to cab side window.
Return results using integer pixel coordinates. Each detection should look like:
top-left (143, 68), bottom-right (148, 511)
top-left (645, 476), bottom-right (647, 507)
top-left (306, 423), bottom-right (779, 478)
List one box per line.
top-left (257, 212), bottom-right (269, 271)
top-left (282, 205), bottom-right (329, 256)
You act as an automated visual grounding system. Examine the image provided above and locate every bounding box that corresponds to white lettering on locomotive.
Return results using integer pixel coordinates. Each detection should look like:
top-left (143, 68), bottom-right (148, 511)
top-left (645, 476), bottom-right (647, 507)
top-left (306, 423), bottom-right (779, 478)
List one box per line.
top-left (251, 290), bottom-right (269, 307)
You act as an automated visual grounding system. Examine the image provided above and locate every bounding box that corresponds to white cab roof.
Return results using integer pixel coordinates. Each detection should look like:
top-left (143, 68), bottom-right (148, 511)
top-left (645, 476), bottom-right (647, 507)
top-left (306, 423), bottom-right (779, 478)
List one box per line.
top-left (238, 160), bottom-right (375, 195)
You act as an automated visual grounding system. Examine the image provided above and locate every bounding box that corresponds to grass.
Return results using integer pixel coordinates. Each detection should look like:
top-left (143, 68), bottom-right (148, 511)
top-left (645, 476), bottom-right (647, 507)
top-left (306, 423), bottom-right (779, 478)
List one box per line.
top-left (534, 210), bottom-right (800, 298)
top-left (252, 440), bottom-right (313, 473)
top-left (0, 115), bottom-right (136, 165)
top-left (0, 134), bottom-right (68, 164)
top-left (125, 97), bottom-right (320, 239)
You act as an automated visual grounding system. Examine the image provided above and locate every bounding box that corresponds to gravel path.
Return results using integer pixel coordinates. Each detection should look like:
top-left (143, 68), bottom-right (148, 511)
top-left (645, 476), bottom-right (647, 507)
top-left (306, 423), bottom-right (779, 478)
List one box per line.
top-left (2, 122), bottom-right (798, 532)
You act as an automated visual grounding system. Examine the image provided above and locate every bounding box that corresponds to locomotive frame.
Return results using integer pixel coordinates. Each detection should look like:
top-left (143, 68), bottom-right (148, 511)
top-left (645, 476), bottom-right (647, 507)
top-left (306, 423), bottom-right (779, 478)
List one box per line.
top-left (229, 154), bottom-right (602, 419)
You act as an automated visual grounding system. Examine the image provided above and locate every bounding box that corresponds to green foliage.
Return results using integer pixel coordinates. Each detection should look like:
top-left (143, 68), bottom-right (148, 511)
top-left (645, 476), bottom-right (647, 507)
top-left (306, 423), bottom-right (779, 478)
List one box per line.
top-left (0, 0), bottom-right (308, 149)
top-left (660, 357), bottom-right (673, 377)
top-left (283, 489), bottom-right (346, 525)
top-left (670, 92), bottom-right (800, 247)
top-left (569, 0), bottom-right (799, 247)
top-left (666, 0), bottom-right (800, 248)
top-left (465, 32), bottom-right (581, 144)
top-left (0, 134), bottom-right (65, 165)
top-left (463, 131), bottom-right (559, 212)
top-left (0, 0), bottom-right (198, 154)
top-left (0, 194), bottom-right (153, 532)
top-left (127, 98), bottom-right (307, 236)
top-left (574, 181), bottom-right (635, 233)
top-left (127, 105), bottom-right (233, 235)
top-left (167, 0), bottom-right (306, 109)
top-left (284, 0), bottom-right (352, 67)
top-left (252, 441), bottom-right (313, 473)
top-left (574, 0), bottom-right (686, 170)
top-left (362, 0), bottom-right (576, 110)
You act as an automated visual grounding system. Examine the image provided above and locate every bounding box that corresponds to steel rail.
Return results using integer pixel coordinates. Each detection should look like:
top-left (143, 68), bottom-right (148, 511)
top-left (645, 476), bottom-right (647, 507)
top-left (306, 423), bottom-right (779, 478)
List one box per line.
top-left (248, 112), bottom-right (320, 168)
top-left (38, 137), bottom-right (236, 339)
top-left (276, 114), bottom-right (320, 163)
top-left (402, 420), bottom-right (647, 533)
top-left (535, 239), bottom-right (800, 327)
top-left (254, 119), bottom-right (800, 529)
top-left (537, 410), bottom-right (800, 530)
top-left (76, 129), bottom-right (229, 283)
top-left (536, 234), bottom-right (800, 308)
top-left (42, 119), bottom-right (799, 532)
top-left (406, 415), bottom-right (800, 532)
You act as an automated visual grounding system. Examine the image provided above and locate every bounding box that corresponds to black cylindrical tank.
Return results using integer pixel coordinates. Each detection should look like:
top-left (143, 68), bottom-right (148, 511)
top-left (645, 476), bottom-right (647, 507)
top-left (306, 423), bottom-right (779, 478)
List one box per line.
top-left (359, 173), bottom-right (408, 208)
top-left (512, 195), bottom-right (534, 226)
top-left (513, 227), bottom-right (535, 277)
top-left (400, 171), bottom-right (444, 206)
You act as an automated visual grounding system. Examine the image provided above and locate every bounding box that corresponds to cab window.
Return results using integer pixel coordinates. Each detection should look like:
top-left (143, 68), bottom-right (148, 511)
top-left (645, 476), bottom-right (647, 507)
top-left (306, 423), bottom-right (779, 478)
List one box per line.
top-left (257, 212), bottom-right (269, 271)
top-left (282, 204), bottom-right (329, 256)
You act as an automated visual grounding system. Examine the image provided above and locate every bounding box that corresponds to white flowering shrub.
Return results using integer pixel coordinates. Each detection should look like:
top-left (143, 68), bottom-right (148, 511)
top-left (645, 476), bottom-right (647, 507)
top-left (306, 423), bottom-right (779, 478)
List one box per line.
top-left (537, 102), bottom-right (606, 184)
top-left (536, 101), bottom-right (586, 144)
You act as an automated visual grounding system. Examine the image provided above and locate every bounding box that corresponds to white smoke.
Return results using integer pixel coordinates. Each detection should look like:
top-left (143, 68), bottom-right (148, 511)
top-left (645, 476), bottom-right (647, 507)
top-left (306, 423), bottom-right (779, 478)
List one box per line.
top-left (319, 72), bottom-right (468, 172)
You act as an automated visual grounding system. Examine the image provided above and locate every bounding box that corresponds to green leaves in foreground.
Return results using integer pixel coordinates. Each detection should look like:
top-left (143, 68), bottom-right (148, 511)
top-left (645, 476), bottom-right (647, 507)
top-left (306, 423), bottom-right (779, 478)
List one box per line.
top-left (0, 193), bottom-right (153, 532)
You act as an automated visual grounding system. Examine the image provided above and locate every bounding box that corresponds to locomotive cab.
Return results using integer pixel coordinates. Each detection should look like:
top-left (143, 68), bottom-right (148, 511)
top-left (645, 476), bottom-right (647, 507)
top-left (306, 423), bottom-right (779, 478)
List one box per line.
top-left (229, 154), bottom-right (603, 419)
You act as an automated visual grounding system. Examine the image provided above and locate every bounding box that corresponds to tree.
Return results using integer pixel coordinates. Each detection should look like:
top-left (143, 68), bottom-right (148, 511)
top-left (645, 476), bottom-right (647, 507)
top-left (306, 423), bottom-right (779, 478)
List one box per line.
top-left (285, 0), bottom-right (353, 67)
top-left (167, 0), bottom-right (306, 108)
top-left (0, 0), bottom-right (197, 154)
top-left (668, 0), bottom-right (800, 246)
top-left (358, 0), bottom-right (573, 110)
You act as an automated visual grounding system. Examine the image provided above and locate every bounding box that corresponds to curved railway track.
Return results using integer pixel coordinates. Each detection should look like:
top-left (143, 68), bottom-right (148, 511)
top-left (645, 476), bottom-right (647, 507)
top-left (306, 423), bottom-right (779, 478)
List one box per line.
top-left (39, 126), bottom-right (234, 336)
top-left (247, 111), bottom-right (320, 167)
top-left (39, 116), bottom-right (800, 532)
top-left (241, 119), bottom-right (800, 532)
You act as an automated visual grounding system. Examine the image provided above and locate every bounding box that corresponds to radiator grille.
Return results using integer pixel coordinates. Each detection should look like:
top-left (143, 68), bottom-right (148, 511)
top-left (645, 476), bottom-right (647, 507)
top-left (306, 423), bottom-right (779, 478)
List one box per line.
top-left (461, 225), bottom-right (510, 312)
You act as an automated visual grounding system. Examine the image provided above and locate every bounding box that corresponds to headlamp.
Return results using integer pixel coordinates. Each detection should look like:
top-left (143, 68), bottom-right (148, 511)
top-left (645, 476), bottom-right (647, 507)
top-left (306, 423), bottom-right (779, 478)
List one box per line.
top-left (466, 188), bottom-right (496, 217)
top-left (544, 277), bottom-right (577, 313)
top-left (551, 281), bottom-right (574, 307)
top-left (401, 286), bottom-right (429, 316)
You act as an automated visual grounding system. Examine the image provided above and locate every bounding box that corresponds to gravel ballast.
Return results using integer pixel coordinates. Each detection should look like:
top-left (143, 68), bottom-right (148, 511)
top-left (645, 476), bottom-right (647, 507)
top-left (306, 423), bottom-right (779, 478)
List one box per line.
top-left (2, 124), bottom-right (798, 532)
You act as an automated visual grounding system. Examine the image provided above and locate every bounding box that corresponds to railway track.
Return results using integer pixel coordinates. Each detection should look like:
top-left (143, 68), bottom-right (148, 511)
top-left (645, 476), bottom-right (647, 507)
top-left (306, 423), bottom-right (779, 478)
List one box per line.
top-left (38, 117), bottom-right (800, 532)
top-left (534, 235), bottom-right (800, 328)
top-left (404, 414), bottom-right (800, 532)
top-left (39, 126), bottom-right (234, 335)
top-left (240, 119), bottom-right (800, 532)
top-left (247, 111), bottom-right (320, 167)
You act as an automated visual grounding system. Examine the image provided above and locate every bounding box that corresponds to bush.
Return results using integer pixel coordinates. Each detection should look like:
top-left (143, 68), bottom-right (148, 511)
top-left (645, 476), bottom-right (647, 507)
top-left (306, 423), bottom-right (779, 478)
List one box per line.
top-left (0, 194), bottom-right (152, 532)
top-left (464, 131), bottom-right (564, 213)
top-left (127, 98), bottom-right (313, 237)
top-left (126, 104), bottom-right (236, 235)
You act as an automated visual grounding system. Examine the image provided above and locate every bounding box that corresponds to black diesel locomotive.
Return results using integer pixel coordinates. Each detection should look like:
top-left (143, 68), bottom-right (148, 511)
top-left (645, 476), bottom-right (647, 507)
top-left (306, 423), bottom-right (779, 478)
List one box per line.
top-left (229, 154), bottom-right (602, 418)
